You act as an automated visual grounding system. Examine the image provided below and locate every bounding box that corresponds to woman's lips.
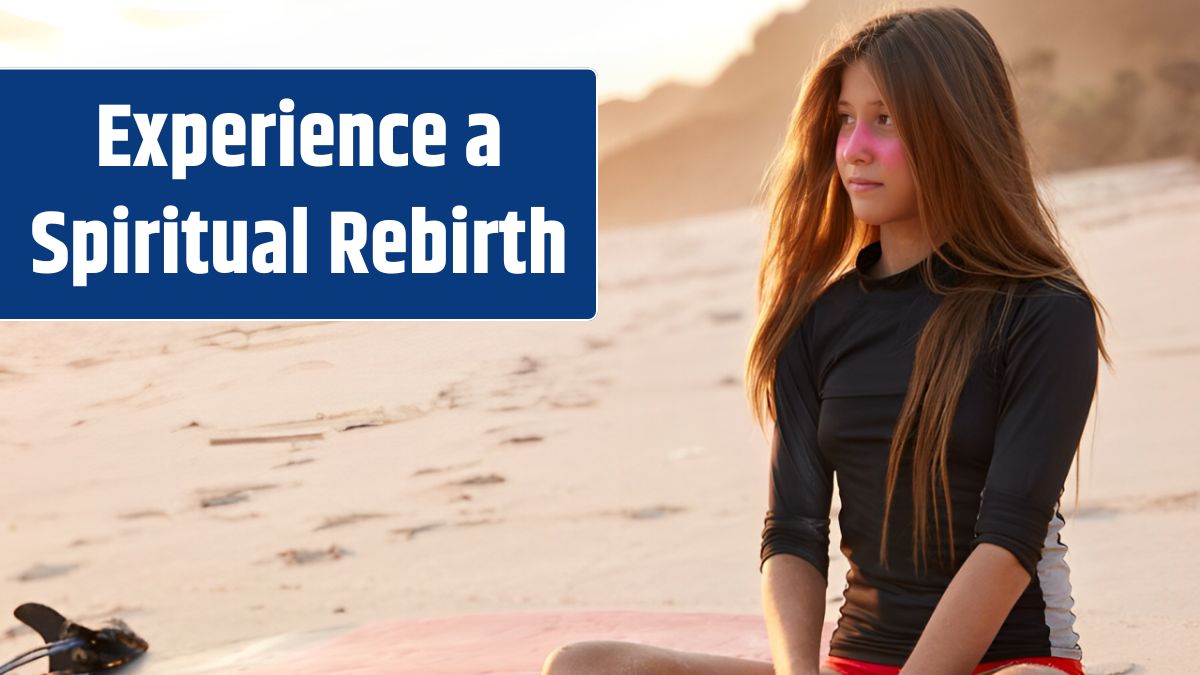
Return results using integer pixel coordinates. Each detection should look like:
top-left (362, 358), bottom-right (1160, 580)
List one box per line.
top-left (848, 180), bottom-right (882, 193)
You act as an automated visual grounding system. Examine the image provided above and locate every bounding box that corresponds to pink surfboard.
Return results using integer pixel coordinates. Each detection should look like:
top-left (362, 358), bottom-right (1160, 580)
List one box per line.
top-left (130, 610), bottom-right (837, 674)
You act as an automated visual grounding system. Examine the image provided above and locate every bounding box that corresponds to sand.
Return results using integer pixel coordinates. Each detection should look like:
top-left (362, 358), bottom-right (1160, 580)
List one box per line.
top-left (1, 156), bottom-right (1196, 674)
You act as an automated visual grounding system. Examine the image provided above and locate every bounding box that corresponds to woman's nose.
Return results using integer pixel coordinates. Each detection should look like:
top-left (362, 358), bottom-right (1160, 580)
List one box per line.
top-left (840, 123), bottom-right (874, 164)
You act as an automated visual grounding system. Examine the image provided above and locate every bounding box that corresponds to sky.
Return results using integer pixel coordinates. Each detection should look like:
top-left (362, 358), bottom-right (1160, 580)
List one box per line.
top-left (0, 0), bottom-right (806, 103)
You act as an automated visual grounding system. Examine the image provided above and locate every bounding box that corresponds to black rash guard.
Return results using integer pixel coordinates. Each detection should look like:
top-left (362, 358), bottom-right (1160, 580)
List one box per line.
top-left (759, 239), bottom-right (1097, 666)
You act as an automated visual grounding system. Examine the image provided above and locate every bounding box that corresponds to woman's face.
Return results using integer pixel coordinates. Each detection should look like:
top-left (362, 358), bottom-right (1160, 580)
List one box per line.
top-left (835, 62), bottom-right (919, 228)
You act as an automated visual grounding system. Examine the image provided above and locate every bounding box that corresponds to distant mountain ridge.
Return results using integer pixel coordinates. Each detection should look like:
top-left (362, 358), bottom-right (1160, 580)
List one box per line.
top-left (598, 0), bottom-right (1200, 227)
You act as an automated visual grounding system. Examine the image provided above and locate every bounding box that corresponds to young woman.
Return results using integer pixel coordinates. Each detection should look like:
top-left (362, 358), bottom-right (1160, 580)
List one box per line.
top-left (541, 6), bottom-right (1110, 675)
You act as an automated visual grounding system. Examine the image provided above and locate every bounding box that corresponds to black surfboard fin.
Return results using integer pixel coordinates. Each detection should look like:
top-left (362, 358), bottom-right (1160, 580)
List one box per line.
top-left (2, 603), bottom-right (147, 674)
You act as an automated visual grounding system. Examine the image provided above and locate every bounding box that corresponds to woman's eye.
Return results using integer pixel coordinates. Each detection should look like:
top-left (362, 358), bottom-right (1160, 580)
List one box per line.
top-left (837, 113), bottom-right (893, 128)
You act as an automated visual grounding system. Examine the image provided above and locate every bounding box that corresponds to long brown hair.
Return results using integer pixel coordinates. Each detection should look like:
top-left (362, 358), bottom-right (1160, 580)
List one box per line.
top-left (745, 5), bottom-right (1113, 574)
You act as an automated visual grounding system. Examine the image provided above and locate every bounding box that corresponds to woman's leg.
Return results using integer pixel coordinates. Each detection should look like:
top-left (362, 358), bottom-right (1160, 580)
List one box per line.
top-left (540, 639), bottom-right (776, 675)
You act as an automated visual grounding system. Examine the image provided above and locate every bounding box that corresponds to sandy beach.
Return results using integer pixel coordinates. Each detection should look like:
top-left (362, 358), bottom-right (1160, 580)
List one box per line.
top-left (1, 156), bottom-right (1197, 674)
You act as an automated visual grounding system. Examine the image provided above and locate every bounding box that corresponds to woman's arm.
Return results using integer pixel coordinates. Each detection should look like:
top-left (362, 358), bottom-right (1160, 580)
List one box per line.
top-left (763, 554), bottom-right (829, 675)
top-left (905, 285), bottom-right (1099, 673)
top-left (899, 543), bottom-right (1031, 674)
top-left (761, 310), bottom-right (836, 675)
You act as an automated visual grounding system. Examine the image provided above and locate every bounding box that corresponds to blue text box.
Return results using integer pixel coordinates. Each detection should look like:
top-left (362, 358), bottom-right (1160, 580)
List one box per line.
top-left (0, 69), bottom-right (597, 319)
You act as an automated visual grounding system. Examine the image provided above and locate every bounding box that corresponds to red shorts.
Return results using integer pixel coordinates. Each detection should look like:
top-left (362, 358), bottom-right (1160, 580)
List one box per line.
top-left (824, 654), bottom-right (1085, 674)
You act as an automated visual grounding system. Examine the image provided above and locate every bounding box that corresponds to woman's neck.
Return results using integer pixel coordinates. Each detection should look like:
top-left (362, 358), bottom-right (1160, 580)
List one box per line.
top-left (868, 224), bottom-right (942, 278)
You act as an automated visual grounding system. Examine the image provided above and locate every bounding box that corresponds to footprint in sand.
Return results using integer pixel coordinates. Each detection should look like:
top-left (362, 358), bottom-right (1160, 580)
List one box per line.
top-left (512, 356), bottom-right (541, 375)
top-left (278, 545), bottom-right (349, 565)
top-left (117, 509), bottom-right (169, 520)
top-left (616, 505), bottom-right (687, 520)
top-left (456, 517), bottom-right (503, 527)
top-left (446, 473), bottom-right (507, 487)
top-left (273, 457), bottom-right (316, 469)
top-left (314, 513), bottom-right (388, 531)
top-left (707, 309), bottom-right (743, 324)
top-left (201, 492), bottom-right (249, 508)
top-left (1141, 490), bottom-right (1199, 511)
top-left (197, 483), bottom-right (280, 509)
top-left (547, 392), bottom-right (597, 409)
top-left (12, 562), bottom-right (79, 582)
top-left (500, 434), bottom-right (544, 446)
top-left (433, 384), bottom-right (464, 409)
top-left (583, 337), bottom-right (615, 351)
top-left (196, 322), bottom-right (330, 352)
top-left (391, 522), bottom-right (446, 541)
top-left (412, 460), bottom-right (482, 476)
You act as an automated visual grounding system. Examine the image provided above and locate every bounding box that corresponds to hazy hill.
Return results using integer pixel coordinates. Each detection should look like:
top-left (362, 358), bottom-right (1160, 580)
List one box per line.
top-left (598, 0), bottom-right (1200, 227)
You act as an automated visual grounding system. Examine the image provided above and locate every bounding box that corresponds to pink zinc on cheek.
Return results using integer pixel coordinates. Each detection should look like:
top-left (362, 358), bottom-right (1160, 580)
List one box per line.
top-left (874, 136), bottom-right (907, 170)
top-left (835, 123), bottom-right (906, 172)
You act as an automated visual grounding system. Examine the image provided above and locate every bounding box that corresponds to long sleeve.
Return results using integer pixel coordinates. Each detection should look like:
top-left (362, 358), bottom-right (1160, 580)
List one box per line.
top-left (760, 311), bottom-right (835, 579)
top-left (971, 284), bottom-right (1099, 578)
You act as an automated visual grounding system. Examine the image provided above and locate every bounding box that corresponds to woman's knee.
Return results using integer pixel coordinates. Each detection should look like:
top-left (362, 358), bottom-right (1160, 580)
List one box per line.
top-left (541, 639), bottom-right (775, 675)
top-left (541, 640), bottom-right (638, 675)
